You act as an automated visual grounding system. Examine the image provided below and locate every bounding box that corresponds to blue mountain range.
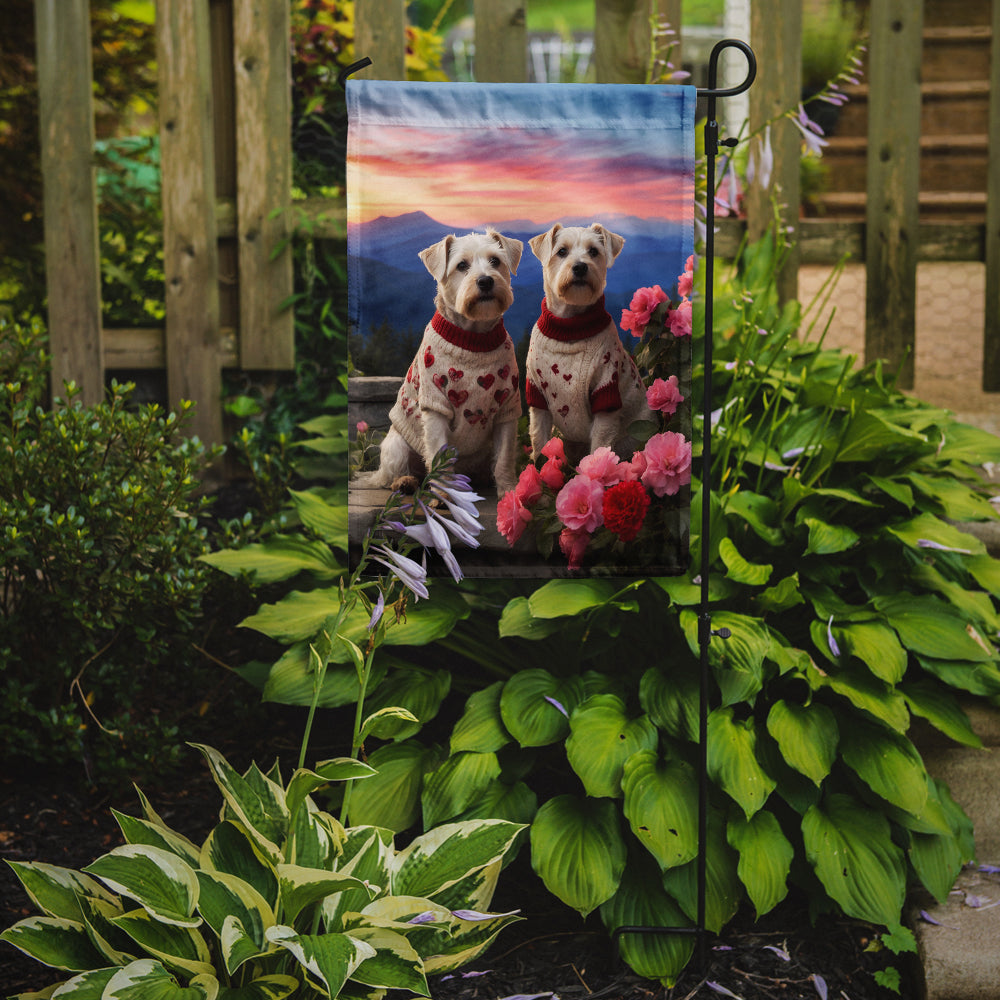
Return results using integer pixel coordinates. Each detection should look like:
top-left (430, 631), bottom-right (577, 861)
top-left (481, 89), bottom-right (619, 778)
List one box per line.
top-left (349, 210), bottom-right (692, 357)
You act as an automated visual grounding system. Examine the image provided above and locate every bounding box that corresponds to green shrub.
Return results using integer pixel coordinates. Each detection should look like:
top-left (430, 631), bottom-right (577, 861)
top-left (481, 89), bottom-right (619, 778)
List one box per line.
top-left (0, 317), bottom-right (221, 783)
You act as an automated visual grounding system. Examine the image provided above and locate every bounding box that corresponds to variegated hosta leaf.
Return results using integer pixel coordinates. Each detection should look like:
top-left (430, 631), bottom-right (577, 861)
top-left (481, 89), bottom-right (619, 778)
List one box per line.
top-left (802, 793), bottom-right (906, 926)
top-left (621, 751), bottom-right (699, 871)
top-left (420, 751), bottom-right (502, 829)
top-left (529, 795), bottom-right (626, 917)
top-left (195, 870), bottom-right (274, 974)
top-left (101, 958), bottom-right (218, 999)
top-left (450, 681), bottom-right (511, 754)
top-left (424, 859), bottom-right (501, 916)
top-left (599, 853), bottom-right (694, 987)
top-left (276, 865), bottom-right (376, 925)
top-left (565, 695), bottom-right (658, 799)
top-left (391, 820), bottom-right (524, 901)
top-left (200, 822), bottom-right (278, 910)
top-left (78, 894), bottom-right (136, 966)
top-left (727, 810), bottom-right (793, 918)
top-left (660, 811), bottom-right (742, 934)
top-left (83, 846), bottom-right (200, 928)
top-left (765, 700), bottom-right (838, 786)
top-left (421, 906), bottom-right (523, 975)
top-left (838, 717), bottom-right (929, 817)
top-left (213, 974), bottom-right (300, 999)
top-left (110, 908), bottom-right (214, 979)
top-left (498, 669), bottom-right (585, 747)
top-left (0, 916), bottom-right (107, 971)
top-left (706, 707), bottom-right (776, 819)
top-left (288, 801), bottom-right (343, 870)
top-left (4, 861), bottom-right (118, 922)
top-left (344, 926), bottom-right (429, 995)
top-left (322, 829), bottom-right (393, 931)
top-left (190, 745), bottom-right (288, 863)
top-left (346, 740), bottom-right (443, 833)
top-left (44, 966), bottom-right (118, 997)
top-left (285, 760), bottom-right (375, 825)
top-left (112, 810), bottom-right (202, 868)
top-left (265, 925), bottom-right (375, 998)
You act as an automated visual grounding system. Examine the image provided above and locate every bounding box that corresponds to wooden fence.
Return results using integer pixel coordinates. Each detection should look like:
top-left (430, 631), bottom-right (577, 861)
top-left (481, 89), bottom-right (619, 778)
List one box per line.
top-left (33, 0), bottom-right (1000, 446)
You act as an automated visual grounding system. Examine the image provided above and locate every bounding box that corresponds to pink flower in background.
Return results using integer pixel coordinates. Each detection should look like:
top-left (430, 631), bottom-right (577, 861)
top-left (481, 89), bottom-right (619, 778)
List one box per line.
top-left (555, 475), bottom-right (604, 533)
top-left (621, 449), bottom-right (647, 482)
top-left (646, 375), bottom-right (684, 416)
top-left (641, 431), bottom-right (692, 497)
top-left (514, 463), bottom-right (544, 507)
top-left (356, 420), bottom-right (370, 435)
top-left (496, 490), bottom-right (533, 544)
top-left (669, 298), bottom-right (692, 338)
top-left (577, 446), bottom-right (625, 487)
top-left (539, 457), bottom-right (566, 490)
top-left (621, 284), bottom-right (668, 337)
top-left (559, 527), bottom-right (591, 570)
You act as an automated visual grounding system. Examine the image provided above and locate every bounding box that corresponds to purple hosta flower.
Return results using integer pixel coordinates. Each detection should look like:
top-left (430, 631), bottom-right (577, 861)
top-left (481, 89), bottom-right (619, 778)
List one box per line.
top-left (917, 538), bottom-right (973, 555)
top-left (496, 994), bottom-right (557, 1000)
top-left (367, 591), bottom-right (385, 632)
top-left (451, 908), bottom-right (521, 921)
top-left (791, 103), bottom-right (829, 156)
top-left (811, 974), bottom-right (828, 1000)
top-left (919, 909), bottom-right (958, 929)
top-left (441, 970), bottom-right (493, 981)
top-left (706, 983), bottom-right (742, 999)
top-left (370, 544), bottom-right (429, 600)
top-left (746, 124), bottom-right (774, 191)
top-left (407, 911), bottom-right (438, 925)
top-left (763, 944), bottom-right (790, 962)
top-left (544, 695), bottom-right (569, 718)
top-left (827, 615), bottom-right (841, 658)
top-left (979, 864), bottom-right (1000, 874)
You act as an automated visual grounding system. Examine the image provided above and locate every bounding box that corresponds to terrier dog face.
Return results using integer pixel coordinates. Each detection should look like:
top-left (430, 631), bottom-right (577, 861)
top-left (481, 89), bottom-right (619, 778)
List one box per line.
top-left (419, 229), bottom-right (523, 327)
top-left (529, 223), bottom-right (626, 310)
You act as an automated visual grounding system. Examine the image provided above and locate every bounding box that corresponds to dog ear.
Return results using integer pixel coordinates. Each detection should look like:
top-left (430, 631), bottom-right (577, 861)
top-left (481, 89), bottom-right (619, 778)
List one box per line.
top-left (488, 229), bottom-right (523, 275)
top-left (529, 223), bottom-right (562, 262)
top-left (589, 223), bottom-right (626, 263)
top-left (419, 235), bottom-right (455, 281)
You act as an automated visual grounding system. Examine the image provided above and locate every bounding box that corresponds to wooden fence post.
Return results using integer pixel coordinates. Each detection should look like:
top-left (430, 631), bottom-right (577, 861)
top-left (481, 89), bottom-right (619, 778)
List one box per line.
top-left (983, 0), bottom-right (1000, 390)
top-left (157, 0), bottom-right (223, 445)
top-left (746, 0), bottom-right (801, 306)
top-left (34, 0), bottom-right (104, 405)
top-left (474, 0), bottom-right (527, 82)
top-left (594, 0), bottom-right (677, 84)
top-left (233, 0), bottom-right (294, 370)
top-left (864, 0), bottom-right (923, 389)
top-left (354, 0), bottom-right (406, 80)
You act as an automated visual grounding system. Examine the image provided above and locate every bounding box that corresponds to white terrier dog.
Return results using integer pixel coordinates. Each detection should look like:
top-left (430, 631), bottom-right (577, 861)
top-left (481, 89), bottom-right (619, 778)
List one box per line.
top-left (525, 222), bottom-right (653, 461)
top-left (360, 229), bottom-right (523, 494)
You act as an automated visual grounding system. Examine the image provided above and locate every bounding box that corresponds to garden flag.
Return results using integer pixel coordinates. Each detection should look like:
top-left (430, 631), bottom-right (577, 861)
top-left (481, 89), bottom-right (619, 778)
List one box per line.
top-left (347, 79), bottom-right (696, 578)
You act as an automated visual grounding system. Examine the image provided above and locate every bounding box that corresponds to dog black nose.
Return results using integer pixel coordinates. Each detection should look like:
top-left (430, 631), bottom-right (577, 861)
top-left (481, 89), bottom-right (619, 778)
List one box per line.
top-left (477, 275), bottom-right (494, 293)
top-left (571, 262), bottom-right (589, 279)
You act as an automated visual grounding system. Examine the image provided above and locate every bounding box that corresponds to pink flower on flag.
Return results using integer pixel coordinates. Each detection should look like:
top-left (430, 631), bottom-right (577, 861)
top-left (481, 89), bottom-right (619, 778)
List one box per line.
top-left (514, 463), bottom-right (544, 507)
top-left (669, 298), bottom-right (692, 338)
top-left (621, 449), bottom-right (647, 483)
top-left (496, 490), bottom-right (533, 544)
top-left (540, 437), bottom-right (566, 463)
top-left (559, 527), bottom-right (591, 570)
top-left (621, 285), bottom-right (668, 337)
top-left (641, 431), bottom-right (692, 497)
top-left (577, 446), bottom-right (625, 487)
top-left (539, 457), bottom-right (566, 490)
top-left (646, 375), bottom-right (684, 416)
top-left (555, 475), bottom-right (604, 533)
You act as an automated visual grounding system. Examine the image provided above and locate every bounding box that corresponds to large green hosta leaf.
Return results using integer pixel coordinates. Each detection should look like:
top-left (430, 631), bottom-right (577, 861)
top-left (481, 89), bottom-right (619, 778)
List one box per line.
top-left (639, 664), bottom-right (699, 742)
top-left (346, 740), bottom-right (442, 832)
top-left (832, 621), bottom-right (907, 684)
top-left (621, 752), bottom-right (699, 871)
top-left (707, 707), bottom-right (776, 819)
top-left (765, 700), bottom-right (838, 786)
top-left (450, 681), bottom-right (511, 754)
top-left (566, 695), bottom-right (658, 798)
top-left (421, 751), bottom-right (502, 828)
top-left (199, 535), bottom-right (342, 584)
top-left (680, 610), bottom-right (771, 706)
top-left (802, 793), bottom-right (906, 926)
top-left (875, 593), bottom-right (996, 662)
top-left (362, 667), bottom-right (451, 741)
top-left (530, 795), bottom-right (627, 917)
top-left (718, 536), bottom-right (773, 585)
top-left (499, 669), bottom-right (585, 747)
top-left (599, 852), bottom-right (694, 987)
top-left (526, 579), bottom-right (623, 618)
top-left (886, 511), bottom-right (985, 557)
top-left (727, 810), bottom-right (793, 918)
top-left (900, 680), bottom-right (982, 748)
top-left (838, 718), bottom-right (929, 817)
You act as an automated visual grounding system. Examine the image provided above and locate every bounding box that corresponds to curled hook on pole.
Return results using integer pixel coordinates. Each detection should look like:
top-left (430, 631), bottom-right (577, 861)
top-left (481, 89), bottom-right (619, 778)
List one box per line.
top-left (338, 56), bottom-right (373, 90)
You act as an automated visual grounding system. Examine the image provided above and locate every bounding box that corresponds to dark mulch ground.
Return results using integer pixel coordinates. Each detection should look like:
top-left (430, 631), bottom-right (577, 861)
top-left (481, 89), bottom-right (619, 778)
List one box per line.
top-left (1, 738), bottom-right (915, 1000)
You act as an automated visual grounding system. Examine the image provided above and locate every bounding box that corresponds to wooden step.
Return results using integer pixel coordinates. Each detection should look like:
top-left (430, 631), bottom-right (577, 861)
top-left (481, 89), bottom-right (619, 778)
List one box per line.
top-left (822, 133), bottom-right (989, 193)
top-left (921, 0), bottom-right (992, 29)
top-left (922, 25), bottom-right (993, 82)
top-left (813, 189), bottom-right (987, 222)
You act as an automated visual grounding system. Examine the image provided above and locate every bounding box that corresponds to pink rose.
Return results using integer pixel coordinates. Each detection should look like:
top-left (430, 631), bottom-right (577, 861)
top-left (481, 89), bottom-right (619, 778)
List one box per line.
top-left (577, 446), bottom-right (625, 487)
top-left (668, 299), bottom-right (692, 338)
top-left (539, 457), bottom-right (566, 490)
top-left (540, 437), bottom-right (566, 463)
top-left (641, 431), bottom-right (692, 497)
top-left (356, 420), bottom-right (370, 435)
top-left (559, 527), bottom-right (591, 570)
top-left (555, 475), bottom-right (604, 533)
top-left (621, 285), bottom-right (668, 337)
top-left (677, 271), bottom-right (693, 298)
top-left (646, 375), bottom-right (684, 416)
top-left (684, 254), bottom-right (695, 274)
top-left (496, 489), bottom-right (533, 545)
top-left (515, 463), bottom-right (544, 507)
top-left (620, 450), bottom-right (647, 482)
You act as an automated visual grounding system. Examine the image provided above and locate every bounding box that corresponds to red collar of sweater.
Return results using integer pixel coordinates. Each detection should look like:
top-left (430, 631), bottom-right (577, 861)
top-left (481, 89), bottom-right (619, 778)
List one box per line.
top-left (431, 311), bottom-right (508, 352)
top-left (536, 295), bottom-right (613, 342)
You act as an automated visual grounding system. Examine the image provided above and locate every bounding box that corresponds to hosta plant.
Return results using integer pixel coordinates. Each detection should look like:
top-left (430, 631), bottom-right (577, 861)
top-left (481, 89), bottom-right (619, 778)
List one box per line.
top-left (1, 743), bottom-right (523, 999)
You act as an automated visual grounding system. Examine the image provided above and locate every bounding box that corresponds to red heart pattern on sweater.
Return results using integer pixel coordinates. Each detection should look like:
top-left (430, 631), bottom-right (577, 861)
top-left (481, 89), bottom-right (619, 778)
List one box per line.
top-left (478, 373), bottom-right (495, 389)
top-left (424, 347), bottom-right (435, 367)
top-left (448, 388), bottom-right (469, 407)
top-left (448, 367), bottom-right (464, 381)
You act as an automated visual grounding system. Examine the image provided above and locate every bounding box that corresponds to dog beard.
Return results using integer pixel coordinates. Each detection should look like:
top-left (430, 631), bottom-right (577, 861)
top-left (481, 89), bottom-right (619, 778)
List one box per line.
top-left (555, 269), bottom-right (601, 307)
top-left (457, 282), bottom-right (512, 321)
